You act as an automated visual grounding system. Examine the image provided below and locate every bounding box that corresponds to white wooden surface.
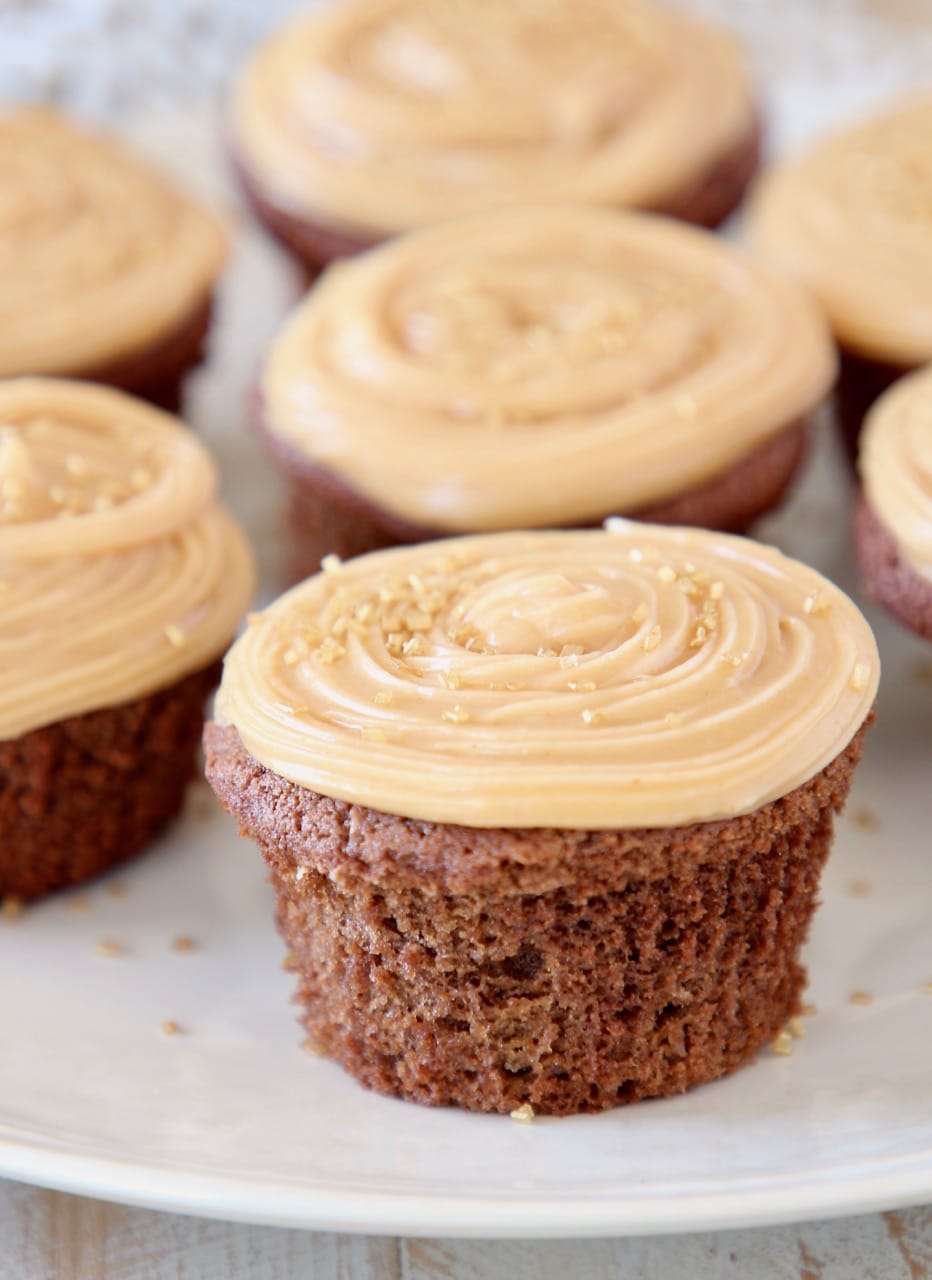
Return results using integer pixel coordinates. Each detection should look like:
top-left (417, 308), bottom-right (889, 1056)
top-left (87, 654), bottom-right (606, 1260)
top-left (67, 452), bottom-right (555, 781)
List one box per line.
top-left (0, 1182), bottom-right (930, 1279)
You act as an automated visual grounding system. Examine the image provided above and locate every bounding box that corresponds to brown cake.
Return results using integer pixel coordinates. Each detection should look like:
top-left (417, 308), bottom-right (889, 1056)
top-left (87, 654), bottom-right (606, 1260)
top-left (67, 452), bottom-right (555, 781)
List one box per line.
top-left (749, 97), bottom-right (932, 451)
top-left (205, 525), bottom-right (878, 1116)
top-left (854, 366), bottom-right (932, 641)
top-left (257, 207), bottom-right (835, 582)
top-left (0, 379), bottom-right (255, 902)
top-left (0, 109), bottom-right (228, 411)
top-left (229, 0), bottom-right (761, 275)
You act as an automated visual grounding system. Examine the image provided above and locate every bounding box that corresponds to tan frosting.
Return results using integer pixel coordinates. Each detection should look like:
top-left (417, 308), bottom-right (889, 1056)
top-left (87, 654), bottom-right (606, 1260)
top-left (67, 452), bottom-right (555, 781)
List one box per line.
top-left (262, 208), bottom-right (836, 529)
top-left (0, 108), bottom-right (228, 378)
top-left (231, 0), bottom-right (755, 237)
top-left (216, 526), bottom-right (878, 829)
top-left (860, 365), bottom-right (932, 583)
top-left (0, 379), bottom-right (255, 739)
top-left (750, 97), bottom-right (932, 365)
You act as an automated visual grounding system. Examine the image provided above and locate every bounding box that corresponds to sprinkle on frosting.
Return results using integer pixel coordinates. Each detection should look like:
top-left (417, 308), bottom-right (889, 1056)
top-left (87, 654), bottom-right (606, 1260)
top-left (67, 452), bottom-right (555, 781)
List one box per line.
top-left (262, 207), bottom-right (835, 530)
top-left (215, 526), bottom-right (878, 830)
top-left (0, 379), bottom-right (255, 739)
top-left (231, 0), bottom-right (754, 237)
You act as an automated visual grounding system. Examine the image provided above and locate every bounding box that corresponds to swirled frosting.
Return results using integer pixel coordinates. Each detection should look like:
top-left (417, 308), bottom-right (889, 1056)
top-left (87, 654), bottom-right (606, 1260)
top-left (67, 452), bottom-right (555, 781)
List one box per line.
top-left (860, 366), bottom-right (932, 583)
top-left (231, 0), bottom-right (755, 237)
top-left (0, 108), bottom-right (227, 378)
top-left (216, 526), bottom-right (878, 829)
top-left (750, 97), bottom-right (932, 366)
top-left (0, 379), bottom-right (255, 739)
top-left (262, 208), bottom-right (835, 529)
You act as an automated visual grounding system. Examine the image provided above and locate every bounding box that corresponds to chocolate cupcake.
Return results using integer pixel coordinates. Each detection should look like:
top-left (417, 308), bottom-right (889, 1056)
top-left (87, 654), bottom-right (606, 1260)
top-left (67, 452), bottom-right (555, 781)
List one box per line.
top-left (0, 379), bottom-right (254, 902)
top-left (0, 109), bottom-right (228, 411)
top-left (258, 207), bottom-right (836, 581)
top-left (749, 97), bottom-right (932, 453)
top-left (230, 0), bottom-right (760, 274)
top-left (206, 525), bottom-right (878, 1116)
top-left (855, 365), bottom-right (932, 642)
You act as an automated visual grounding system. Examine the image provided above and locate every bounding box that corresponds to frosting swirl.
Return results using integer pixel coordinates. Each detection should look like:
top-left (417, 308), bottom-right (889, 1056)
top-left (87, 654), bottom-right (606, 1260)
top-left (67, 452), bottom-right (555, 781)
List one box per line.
top-left (0, 109), bottom-right (227, 378)
top-left (860, 365), bottom-right (932, 583)
top-left (750, 97), bottom-right (932, 365)
top-left (262, 208), bottom-right (835, 529)
top-left (0, 379), bottom-right (255, 739)
top-left (217, 526), bottom-right (878, 829)
top-left (231, 0), bottom-right (755, 236)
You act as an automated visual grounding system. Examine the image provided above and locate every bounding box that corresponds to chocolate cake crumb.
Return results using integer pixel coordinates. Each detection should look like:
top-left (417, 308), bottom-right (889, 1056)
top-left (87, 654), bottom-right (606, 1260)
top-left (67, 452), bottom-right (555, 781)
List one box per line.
top-left (855, 497), bottom-right (932, 641)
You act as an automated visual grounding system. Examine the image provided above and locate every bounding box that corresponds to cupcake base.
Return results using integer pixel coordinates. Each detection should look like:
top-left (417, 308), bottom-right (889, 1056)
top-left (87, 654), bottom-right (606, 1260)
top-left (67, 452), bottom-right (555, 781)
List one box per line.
top-left (855, 497), bottom-right (932, 641)
top-left (82, 297), bottom-right (215, 414)
top-left (232, 121), bottom-right (761, 277)
top-left (259, 416), bottom-right (807, 582)
top-left (0, 663), bottom-right (220, 903)
top-left (836, 351), bottom-right (911, 464)
top-left (205, 720), bottom-right (866, 1117)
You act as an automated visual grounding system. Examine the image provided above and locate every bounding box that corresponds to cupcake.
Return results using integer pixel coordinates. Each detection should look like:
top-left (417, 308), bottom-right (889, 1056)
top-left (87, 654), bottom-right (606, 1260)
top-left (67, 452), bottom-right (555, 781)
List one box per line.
top-left (749, 97), bottom-right (932, 452)
top-left (0, 379), bottom-right (254, 902)
top-left (230, 0), bottom-right (760, 274)
top-left (257, 207), bottom-right (836, 582)
top-left (0, 109), bottom-right (228, 411)
top-left (206, 525), bottom-right (878, 1116)
top-left (855, 365), bottom-right (932, 642)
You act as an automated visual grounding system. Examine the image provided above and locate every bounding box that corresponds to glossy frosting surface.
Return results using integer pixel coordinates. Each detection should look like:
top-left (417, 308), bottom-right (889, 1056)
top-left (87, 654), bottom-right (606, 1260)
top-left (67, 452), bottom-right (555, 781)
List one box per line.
top-left (860, 365), bottom-right (932, 582)
top-left (0, 109), bottom-right (227, 377)
top-left (217, 526), bottom-right (878, 829)
top-left (0, 379), bottom-right (255, 738)
top-left (231, 0), bottom-right (755, 236)
top-left (751, 97), bottom-right (932, 365)
top-left (262, 207), bottom-right (835, 529)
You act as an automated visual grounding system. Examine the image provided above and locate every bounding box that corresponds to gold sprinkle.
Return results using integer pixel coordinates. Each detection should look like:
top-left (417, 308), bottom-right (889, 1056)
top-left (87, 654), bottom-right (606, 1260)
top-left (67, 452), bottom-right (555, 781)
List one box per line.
top-left (373, 690), bottom-right (393, 706)
top-left (603, 516), bottom-right (627, 535)
top-left (657, 565), bottom-right (677, 584)
top-left (442, 705), bottom-right (470, 724)
top-left (171, 936), bottom-right (197, 954)
top-left (161, 1020), bottom-right (183, 1036)
top-left (850, 663), bottom-right (870, 691)
top-left (321, 553), bottom-right (342, 574)
top-left (642, 625), bottom-right (661, 652)
top-left (720, 652), bottom-right (743, 668)
top-left (315, 637), bottom-right (346, 664)
top-left (559, 652), bottom-right (580, 670)
top-left (405, 609), bottom-right (432, 632)
top-left (709, 581), bottom-right (724, 600)
top-left (95, 939), bottom-right (125, 958)
top-left (849, 990), bottom-right (874, 1006)
top-left (581, 708), bottom-right (603, 726)
top-left (848, 878), bottom-right (873, 897)
top-left (771, 1030), bottom-right (794, 1056)
top-left (164, 624), bottom-right (186, 648)
top-left (850, 806), bottom-right (879, 833)
top-left (283, 649), bottom-right (301, 666)
top-left (631, 602), bottom-right (649, 625)
top-left (440, 670), bottom-right (462, 690)
top-left (510, 1103), bottom-right (535, 1124)
top-left (302, 1036), bottom-right (325, 1057)
top-left (788, 1017), bottom-right (806, 1039)
top-left (2, 896), bottom-right (23, 921)
top-left (402, 635), bottom-right (427, 657)
top-left (567, 680), bottom-right (596, 693)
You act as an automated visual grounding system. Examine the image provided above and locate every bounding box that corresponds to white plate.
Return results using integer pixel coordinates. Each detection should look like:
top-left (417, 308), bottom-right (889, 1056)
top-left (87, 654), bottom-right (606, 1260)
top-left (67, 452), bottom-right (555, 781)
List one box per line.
top-left (1, 93), bottom-right (931, 1237)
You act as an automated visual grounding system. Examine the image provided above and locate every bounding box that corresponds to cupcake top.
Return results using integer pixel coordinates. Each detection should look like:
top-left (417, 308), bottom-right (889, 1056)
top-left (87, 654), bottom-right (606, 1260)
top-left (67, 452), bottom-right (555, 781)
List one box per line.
top-left (750, 97), bottom-right (932, 366)
top-left (262, 207), bottom-right (835, 530)
top-left (0, 109), bottom-right (228, 378)
top-left (217, 525), bottom-right (878, 829)
top-left (0, 379), bottom-right (255, 739)
top-left (231, 0), bottom-right (755, 237)
top-left (860, 365), bottom-right (932, 583)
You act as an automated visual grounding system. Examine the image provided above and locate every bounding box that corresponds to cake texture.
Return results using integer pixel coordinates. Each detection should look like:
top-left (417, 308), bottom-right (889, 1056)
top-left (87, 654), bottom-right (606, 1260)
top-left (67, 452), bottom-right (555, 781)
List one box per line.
top-left (0, 379), bottom-right (255, 901)
top-left (750, 96), bottom-right (932, 440)
top-left (230, 0), bottom-right (760, 272)
top-left (0, 109), bottom-right (227, 407)
top-left (855, 366), bottom-right (932, 641)
top-left (206, 526), bottom-right (878, 1115)
top-left (258, 207), bottom-right (834, 581)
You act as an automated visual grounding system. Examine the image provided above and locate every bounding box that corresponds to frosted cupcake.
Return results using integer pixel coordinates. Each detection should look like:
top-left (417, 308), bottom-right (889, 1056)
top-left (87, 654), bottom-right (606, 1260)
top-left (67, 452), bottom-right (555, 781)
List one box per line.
top-left (0, 379), bottom-right (254, 901)
top-left (750, 97), bottom-right (932, 450)
top-left (0, 109), bottom-right (227, 410)
top-left (206, 524), bottom-right (877, 1115)
top-left (230, 0), bottom-right (760, 274)
top-left (257, 207), bottom-right (836, 581)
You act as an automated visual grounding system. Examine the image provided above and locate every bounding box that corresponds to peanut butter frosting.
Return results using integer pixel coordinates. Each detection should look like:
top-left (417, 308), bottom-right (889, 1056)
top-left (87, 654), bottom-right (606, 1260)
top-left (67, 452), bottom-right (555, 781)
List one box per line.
top-left (750, 97), bottom-right (932, 366)
top-left (262, 208), bottom-right (835, 530)
top-left (216, 526), bottom-right (878, 829)
top-left (860, 365), bottom-right (932, 583)
top-left (231, 0), bottom-right (755, 237)
top-left (0, 379), bottom-right (255, 739)
top-left (0, 108), bottom-right (227, 378)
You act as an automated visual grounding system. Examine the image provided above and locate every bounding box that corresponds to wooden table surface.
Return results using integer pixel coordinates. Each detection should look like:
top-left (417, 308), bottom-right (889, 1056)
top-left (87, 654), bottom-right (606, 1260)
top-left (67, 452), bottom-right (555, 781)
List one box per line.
top-left (0, 1182), bottom-right (929, 1279)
